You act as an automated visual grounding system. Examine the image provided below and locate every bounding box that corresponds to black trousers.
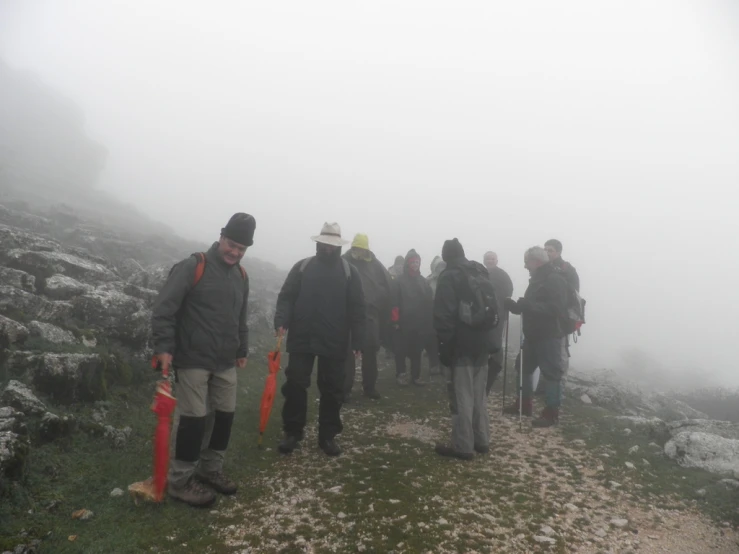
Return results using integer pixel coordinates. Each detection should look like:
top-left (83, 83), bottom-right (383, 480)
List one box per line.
top-left (281, 353), bottom-right (344, 440)
top-left (395, 330), bottom-right (424, 381)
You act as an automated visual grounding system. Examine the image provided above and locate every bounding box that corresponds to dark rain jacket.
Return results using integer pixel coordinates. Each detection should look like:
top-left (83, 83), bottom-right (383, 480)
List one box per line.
top-left (433, 257), bottom-right (491, 363)
top-left (552, 257), bottom-right (580, 292)
top-left (274, 254), bottom-right (366, 359)
top-left (343, 250), bottom-right (393, 351)
top-left (392, 251), bottom-right (433, 337)
top-left (151, 243), bottom-right (249, 371)
top-left (508, 262), bottom-right (569, 341)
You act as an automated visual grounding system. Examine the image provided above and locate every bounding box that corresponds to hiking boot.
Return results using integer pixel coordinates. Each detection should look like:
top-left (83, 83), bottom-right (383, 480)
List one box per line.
top-left (502, 399), bottom-right (533, 417)
top-left (168, 478), bottom-right (216, 508)
top-left (434, 443), bottom-right (474, 461)
top-left (195, 470), bottom-right (237, 495)
top-left (474, 444), bottom-right (490, 455)
top-left (318, 438), bottom-right (342, 457)
top-left (363, 389), bottom-right (381, 400)
top-left (396, 373), bottom-right (410, 386)
top-left (532, 407), bottom-right (559, 428)
top-left (278, 434), bottom-right (301, 454)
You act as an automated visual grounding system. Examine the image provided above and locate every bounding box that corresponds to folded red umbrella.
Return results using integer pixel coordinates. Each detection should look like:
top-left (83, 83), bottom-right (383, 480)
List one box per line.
top-left (258, 332), bottom-right (283, 447)
top-left (129, 359), bottom-right (176, 504)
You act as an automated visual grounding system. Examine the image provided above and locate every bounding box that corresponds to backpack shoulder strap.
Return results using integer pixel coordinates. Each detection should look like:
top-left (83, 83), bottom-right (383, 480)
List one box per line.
top-left (192, 252), bottom-right (207, 287)
top-left (239, 265), bottom-right (247, 280)
top-left (299, 257), bottom-right (314, 272)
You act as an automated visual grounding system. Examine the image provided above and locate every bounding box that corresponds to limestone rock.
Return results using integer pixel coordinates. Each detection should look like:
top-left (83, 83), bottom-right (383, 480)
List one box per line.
top-left (43, 274), bottom-right (93, 300)
top-left (4, 351), bottom-right (119, 403)
top-left (71, 290), bottom-right (150, 348)
top-left (5, 249), bottom-right (118, 283)
top-left (664, 431), bottom-right (739, 477)
top-left (38, 411), bottom-right (76, 441)
top-left (0, 266), bottom-right (36, 291)
top-left (0, 285), bottom-right (73, 323)
top-left (27, 320), bottom-right (77, 344)
top-left (1, 380), bottom-right (46, 415)
top-left (0, 315), bottom-right (29, 348)
top-left (0, 407), bottom-right (30, 484)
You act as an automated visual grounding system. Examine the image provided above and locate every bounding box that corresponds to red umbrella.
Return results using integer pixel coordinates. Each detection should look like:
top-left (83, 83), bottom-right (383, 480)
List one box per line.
top-left (129, 359), bottom-right (176, 504)
top-left (150, 374), bottom-right (176, 501)
top-left (258, 332), bottom-right (283, 447)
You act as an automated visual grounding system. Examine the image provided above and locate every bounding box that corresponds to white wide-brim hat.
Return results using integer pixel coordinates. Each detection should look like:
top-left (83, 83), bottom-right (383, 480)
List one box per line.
top-left (311, 222), bottom-right (349, 246)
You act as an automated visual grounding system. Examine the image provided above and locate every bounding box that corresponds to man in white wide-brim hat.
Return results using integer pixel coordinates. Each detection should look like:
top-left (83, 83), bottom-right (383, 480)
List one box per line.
top-left (274, 222), bottom-right (366, 457)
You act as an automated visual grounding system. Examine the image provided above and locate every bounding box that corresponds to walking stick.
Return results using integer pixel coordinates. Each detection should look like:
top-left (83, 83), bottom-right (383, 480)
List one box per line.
top-left (501, 316), bottom-right (510, 414)
top-left (519, 315), bottom-right (524, 432)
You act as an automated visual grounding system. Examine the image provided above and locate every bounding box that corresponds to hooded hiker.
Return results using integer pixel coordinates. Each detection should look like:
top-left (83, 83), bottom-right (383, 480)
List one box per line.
top-left (483, 251), bottom-right (514, 394)
top-left (391, 249), bottom-right (434, 386)
top-left (433, 238), bottom-right (492, 460)
top-left (388, 255), bottom-right (405, 279)
top-left (342, 233), bottom-right (393, 400)
top-left (151, 212), bottom-right (255, 507)
top-left (274, 223), bottom-right (366, 457)
top-left (504, 246), bottom-right (570, 427)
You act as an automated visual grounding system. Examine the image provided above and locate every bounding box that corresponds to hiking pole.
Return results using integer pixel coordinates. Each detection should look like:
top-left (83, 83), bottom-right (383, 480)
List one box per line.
top-left (501, 315), bottom-right (509, 414)
top-left (519, 315), bottom-right (524, 432)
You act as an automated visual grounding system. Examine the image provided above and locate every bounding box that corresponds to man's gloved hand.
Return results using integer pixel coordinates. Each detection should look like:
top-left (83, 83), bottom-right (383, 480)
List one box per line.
top-left (504, 297), bottom-right (520, 314)
top-left (516, 297), bottom-right (531, 311)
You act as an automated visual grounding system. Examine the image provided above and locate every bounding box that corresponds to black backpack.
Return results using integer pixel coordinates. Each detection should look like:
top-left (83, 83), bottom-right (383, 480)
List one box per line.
top-left (562, 283), bottom-right (586, 338)
top-left (457, 261), bottom-right (499, 329)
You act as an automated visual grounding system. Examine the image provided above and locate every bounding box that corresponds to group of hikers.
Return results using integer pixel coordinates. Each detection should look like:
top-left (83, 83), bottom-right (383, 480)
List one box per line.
top-left (150, 213), bottom-right (582, 507)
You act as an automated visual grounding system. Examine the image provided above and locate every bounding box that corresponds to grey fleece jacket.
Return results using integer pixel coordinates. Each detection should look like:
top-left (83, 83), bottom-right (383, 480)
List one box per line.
top-left (151, 243), bottom-right (249, 371)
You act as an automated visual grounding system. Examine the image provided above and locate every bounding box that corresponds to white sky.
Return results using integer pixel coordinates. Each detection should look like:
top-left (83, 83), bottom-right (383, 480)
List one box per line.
top-left (1, 0), bottom-right (738, 383)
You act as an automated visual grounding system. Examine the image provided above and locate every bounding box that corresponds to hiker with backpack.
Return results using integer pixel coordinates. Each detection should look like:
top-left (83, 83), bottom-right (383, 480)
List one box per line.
top-left (150, 212), bottom-right (255, 507)
top-left (342, 233), bottom-right (393, 401)
top-left (544, 239), bottom-right (580, 292)
top-left (503, 246), bottom-right (570, 428)
top-left (433, 238), bottom-right (496, 460)
top-left (391, 249), bottom-right (434, 386)
top-left (274, 223), bottom-right (366, 457)
top-left (483, 251), bottom-right (514, 394)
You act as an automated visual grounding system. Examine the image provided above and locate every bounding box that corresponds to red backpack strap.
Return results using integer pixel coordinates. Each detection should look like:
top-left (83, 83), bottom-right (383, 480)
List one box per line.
top-left (193, 253), bottom-right (207, 287)
top-left (239, 266), bottom-right (247, 280)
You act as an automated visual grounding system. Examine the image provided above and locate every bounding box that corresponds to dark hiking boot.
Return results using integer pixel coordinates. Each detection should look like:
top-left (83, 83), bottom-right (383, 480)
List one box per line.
top-left (278, 435), bottom-right (301, 454)
top-left (435, 443), bottom-right (474, 461)
top-left (168, 478), bottom-right (216, 508)
top-left (474, 444), bottom-right (490, 455)
top-left (195, 470), bottom-right (237, 495)
top-left (318, 438), bottom-right (342, 457)
top-left (532, 407), bottom-right (560, 428)
top-left (363, 389), bottom-right (381, 400)
top-left (502, 399), bottom-right (533, 417)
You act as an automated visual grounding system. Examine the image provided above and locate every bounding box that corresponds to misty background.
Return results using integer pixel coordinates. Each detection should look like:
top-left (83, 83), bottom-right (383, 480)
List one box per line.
top-left (1, 1), bottom-right (738, 384)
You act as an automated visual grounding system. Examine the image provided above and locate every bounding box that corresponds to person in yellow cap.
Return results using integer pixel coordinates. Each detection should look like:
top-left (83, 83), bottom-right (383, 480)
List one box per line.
top-left (342, 234), bottom-right (394, 400)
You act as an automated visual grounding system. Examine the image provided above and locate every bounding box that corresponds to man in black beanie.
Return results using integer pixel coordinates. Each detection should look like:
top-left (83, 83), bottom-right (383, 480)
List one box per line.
top-left (433, 238), bottom-right (493, 460)
top-left (151, 212), bottom-right (254, 507)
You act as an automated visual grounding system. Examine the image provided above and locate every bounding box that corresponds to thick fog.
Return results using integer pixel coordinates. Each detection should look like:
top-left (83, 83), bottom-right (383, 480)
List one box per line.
top-left (1, 1), bottom-right (738, 385)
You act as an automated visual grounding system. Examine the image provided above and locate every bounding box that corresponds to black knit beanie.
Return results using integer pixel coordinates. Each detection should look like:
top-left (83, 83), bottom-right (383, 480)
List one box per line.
top-left (442, 238), bottom-right (465, 262)
top-left (222, 213), bottom-right (256, 247)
